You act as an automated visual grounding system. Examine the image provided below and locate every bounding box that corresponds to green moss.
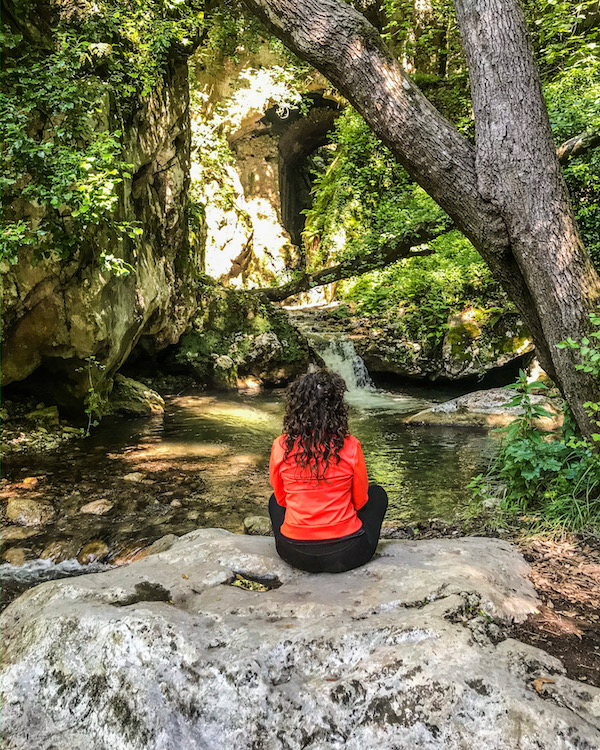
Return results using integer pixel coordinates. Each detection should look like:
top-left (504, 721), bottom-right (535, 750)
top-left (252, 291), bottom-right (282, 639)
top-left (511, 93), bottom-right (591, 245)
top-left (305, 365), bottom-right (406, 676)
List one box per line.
top-left (174, 284), bottom-right (309, 387)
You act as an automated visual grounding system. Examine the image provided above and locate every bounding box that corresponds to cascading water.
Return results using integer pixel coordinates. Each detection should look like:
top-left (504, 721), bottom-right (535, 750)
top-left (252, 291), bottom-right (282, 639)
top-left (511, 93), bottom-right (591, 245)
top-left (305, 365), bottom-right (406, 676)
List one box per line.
top-left (318, 338), bottom-right (375, 391)
top-left (285, 305), bottom-right (422, 412)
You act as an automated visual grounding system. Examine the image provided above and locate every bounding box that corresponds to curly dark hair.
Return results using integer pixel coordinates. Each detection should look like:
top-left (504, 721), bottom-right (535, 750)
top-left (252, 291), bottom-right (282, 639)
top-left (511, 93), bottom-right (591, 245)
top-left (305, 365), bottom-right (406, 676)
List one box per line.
top-left (282, 369), bottom-right (349, 479)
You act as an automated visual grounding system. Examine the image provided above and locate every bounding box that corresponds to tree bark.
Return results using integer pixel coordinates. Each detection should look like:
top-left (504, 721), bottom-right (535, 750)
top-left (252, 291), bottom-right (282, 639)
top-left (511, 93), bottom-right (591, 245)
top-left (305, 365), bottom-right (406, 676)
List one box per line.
top-left (557, 130), bottom-right (600, 164)
top-left (253, 224), bottom-right (439, 301)
top-left (241, 0), bottom-right (600, 439)
top-left (453, 0), bottom-right (600, 436)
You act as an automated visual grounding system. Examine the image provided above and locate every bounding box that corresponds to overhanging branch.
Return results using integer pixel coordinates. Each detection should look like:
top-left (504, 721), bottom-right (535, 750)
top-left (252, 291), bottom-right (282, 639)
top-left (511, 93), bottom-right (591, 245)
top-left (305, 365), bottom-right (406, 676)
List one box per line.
top-left (252, 224), bottom-right (443, 301)
top-left (557, 130), bottom-right (600, 164)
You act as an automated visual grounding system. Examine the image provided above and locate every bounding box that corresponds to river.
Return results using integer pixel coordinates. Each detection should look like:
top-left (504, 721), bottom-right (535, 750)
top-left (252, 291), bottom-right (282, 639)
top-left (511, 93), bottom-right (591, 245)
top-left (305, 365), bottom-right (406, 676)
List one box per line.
top-left (0, 336), bottom-right (495, 607)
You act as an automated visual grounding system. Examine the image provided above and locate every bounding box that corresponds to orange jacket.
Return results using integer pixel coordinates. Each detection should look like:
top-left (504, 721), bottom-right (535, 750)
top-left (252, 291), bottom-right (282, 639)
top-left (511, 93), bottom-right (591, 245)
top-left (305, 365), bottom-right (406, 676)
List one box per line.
top-left (269, 434), bottom-right (369, 540)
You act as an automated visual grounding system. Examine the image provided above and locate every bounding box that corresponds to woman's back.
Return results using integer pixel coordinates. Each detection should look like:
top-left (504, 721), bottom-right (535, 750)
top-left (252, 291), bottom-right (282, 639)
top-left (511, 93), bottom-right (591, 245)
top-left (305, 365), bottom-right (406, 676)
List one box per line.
top-left (268, 369), bottom-right (387, 573)
top-left (269, 433), bottom-right (368, 540)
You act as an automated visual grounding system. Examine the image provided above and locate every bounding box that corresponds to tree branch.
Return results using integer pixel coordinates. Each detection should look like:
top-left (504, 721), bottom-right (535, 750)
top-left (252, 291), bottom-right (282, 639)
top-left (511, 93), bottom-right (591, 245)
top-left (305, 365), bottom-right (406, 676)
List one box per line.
top-left (251, 224), bottom-right (442, 301)
top-left (557, 130), bottom-right (600, 164)
top-left (241, 0), bottom-right (549, 373)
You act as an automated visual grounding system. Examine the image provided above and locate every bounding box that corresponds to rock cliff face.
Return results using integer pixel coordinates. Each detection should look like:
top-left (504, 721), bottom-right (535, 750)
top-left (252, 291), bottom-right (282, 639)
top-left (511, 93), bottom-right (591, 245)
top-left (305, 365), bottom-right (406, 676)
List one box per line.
top-left (190, 46), bottom-right (338, 291)
top-left (1, 529), bottom-right (599, 749)
top-left (1, 2), bottom-right (199, 408)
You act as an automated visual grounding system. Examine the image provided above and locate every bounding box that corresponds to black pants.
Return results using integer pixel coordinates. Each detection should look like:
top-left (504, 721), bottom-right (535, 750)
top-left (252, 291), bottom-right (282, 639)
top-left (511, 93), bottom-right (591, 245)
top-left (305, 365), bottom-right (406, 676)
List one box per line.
top-left (268, 485), bottom-right (388, 573)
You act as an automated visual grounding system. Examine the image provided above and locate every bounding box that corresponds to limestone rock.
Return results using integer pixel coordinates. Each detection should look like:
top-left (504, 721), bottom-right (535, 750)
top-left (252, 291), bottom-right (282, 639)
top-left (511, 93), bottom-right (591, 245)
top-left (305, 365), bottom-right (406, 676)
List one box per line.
top-left (122, 472), bottom-right (144, 483)
top-left (2, 547), bottom-right (32, 566)
top-left (6, 497), bottom-right (55, 526)
top-left (0, 11), bottom-right (200, 409)
top-left (171, 283), bottom-right (310, 389)
top-left (406, 388), bottom-right (564, 430)
top-left (106, 375), bottom-right (165, 416)
top-left (1, 526), bottom-right (39, 541)
top-left (40, 540), bottom-right (79, 563)
top-left (25, 405), bottom-right (60, 425)
top-left (1, 529), bottom-right (598, 749)
top-left (79, 499), bottom-right (114, 515)
top-left (290, 306), bottom-right (535, 382)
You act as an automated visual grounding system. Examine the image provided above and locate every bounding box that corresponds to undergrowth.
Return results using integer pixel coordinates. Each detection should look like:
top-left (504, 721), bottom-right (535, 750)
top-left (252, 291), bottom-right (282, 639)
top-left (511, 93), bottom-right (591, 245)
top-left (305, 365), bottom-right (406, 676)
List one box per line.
top-left (470, 314), bottom-right (600, 536)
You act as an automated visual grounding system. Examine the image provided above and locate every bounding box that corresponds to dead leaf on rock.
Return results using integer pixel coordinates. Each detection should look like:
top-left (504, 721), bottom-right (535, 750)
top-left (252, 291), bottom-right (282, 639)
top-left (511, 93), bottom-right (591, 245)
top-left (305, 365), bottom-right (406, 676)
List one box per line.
top-left (533, 676), bottom-right (555, 695)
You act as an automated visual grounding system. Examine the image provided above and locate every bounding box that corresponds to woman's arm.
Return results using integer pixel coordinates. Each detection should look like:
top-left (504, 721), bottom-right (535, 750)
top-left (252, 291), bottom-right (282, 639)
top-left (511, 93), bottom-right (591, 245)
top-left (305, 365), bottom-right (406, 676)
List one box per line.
top-left (269, 438), bottom-right (287, 506)
top-left (351, 441), bottom-right (369, 510)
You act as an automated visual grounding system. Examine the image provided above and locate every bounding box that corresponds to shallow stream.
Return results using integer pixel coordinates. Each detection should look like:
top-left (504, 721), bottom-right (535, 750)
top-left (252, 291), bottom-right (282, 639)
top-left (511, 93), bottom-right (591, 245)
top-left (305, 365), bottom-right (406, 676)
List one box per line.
top-left (1, 379), bottom-right (494, 606)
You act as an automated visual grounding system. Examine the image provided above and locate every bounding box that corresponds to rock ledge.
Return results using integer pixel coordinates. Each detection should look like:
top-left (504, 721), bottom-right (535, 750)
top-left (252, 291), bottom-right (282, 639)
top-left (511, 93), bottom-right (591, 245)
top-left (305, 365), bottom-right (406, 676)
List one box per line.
top-left (1, 530), bottom-right (598, 749)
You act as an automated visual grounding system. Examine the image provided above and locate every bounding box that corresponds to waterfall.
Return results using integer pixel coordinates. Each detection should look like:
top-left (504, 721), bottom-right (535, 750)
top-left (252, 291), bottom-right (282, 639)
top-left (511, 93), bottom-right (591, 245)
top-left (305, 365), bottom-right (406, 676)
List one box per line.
top-left (317, 338), bottom-right (375, 393)
top-left (285, 304), bottom-right (427, 413)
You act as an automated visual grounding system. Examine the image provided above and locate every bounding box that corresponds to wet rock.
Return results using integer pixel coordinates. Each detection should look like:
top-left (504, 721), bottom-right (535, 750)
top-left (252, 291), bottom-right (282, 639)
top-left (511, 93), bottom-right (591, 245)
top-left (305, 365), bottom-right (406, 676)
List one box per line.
top-left (40, 540), bottom-right (78, 563)
top-left (2, 547), bottom-right (32, 566)
top-left (1, 526), bottom-right (39, 541)
top-left (243, 515), bottom-right (273, 536)
top-left (79, 499), bottom-right (114, 515)
top-left (212, 354), bottom-right (238, 389)
top-left (6, 497), bottom-right (55, 526)
top-left (77, 540), bottom-right (109, 565)
top-left (123, 472), bottom-right (144, 482)
top-left (1, 530), bottom-right (599, 749)
top-left (106, 375), bottom-right (165, 417)
top-left (25, 405), bottom-right (60, 426)
top-left (406, 388), bottom-right (564, 430)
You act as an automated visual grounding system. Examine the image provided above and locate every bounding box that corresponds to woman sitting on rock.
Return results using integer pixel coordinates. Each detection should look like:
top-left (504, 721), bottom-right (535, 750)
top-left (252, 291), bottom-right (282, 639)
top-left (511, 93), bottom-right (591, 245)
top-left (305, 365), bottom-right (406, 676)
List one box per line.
top-left (269, 369), bottom-right (388, 573)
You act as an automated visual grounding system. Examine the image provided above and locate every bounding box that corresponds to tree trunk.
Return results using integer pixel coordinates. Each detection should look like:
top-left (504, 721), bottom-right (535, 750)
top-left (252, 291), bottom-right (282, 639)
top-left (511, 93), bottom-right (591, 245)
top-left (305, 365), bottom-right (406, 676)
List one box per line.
top-left (453, 0), bottom-right (600, 436)
top-left (241, 0), bottom-right (600, 439)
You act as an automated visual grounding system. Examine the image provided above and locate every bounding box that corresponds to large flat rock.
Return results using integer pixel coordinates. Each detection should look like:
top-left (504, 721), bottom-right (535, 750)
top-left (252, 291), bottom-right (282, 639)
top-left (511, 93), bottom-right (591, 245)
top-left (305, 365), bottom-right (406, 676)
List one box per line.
top-left (405, 388), bottom-right (564, 430)
top-left (1, 530), bottom-right (599, 749)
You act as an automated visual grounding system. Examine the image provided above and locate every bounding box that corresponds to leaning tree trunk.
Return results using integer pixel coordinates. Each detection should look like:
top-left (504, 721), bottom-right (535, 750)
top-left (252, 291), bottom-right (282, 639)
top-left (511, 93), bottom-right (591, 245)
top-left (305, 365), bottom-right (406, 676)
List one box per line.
top-left (253, 224), bottom-right (439, 301)
top-left (241, 0), bottom-right (600, 439)
top-left (452, 0), bottom-right (600, 437)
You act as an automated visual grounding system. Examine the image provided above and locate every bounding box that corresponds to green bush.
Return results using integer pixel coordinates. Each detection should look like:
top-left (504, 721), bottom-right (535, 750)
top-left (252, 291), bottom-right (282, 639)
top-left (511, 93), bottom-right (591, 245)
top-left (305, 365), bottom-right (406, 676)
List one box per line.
top-left (473, 354), bottom-right (600, 535)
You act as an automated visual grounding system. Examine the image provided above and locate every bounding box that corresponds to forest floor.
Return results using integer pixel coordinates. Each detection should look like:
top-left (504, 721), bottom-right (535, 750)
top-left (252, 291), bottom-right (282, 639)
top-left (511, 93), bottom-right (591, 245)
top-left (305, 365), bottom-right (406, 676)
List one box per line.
top-left (510, 535), bottom-right (600, 688)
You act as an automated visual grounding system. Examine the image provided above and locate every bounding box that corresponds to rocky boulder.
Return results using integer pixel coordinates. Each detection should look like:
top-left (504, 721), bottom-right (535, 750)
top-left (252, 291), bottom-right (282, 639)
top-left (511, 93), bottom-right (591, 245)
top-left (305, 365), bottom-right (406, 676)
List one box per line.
top-left (166, 282), bottom-right (311, 388)
top-left (106, 375), bottom-right (165, 417)
top-left (406, 388), bottom-right (564, 430)
top-left (289, 305), bottom-right (535, 382)
top-left (1, 529), bottom-right (598, 749)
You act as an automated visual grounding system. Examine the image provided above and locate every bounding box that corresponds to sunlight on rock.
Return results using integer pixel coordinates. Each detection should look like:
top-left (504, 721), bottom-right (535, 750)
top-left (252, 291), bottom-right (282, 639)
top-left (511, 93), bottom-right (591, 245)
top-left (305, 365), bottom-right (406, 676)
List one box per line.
top-left (132, 442), bottom-right (229, 459)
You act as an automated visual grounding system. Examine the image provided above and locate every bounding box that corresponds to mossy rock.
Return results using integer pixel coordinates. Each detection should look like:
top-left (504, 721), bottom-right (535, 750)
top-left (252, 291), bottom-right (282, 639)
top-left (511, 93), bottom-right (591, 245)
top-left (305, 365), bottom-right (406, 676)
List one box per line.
top-left (172, 284), bottom-right (310, 389)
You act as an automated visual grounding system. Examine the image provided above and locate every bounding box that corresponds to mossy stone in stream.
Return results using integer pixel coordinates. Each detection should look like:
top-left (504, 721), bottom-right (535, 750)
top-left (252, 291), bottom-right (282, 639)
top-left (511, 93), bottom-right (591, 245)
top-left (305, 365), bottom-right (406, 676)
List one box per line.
top-left (77, 540), bottom-right (109, 565)
top-left (172, 284), bottom-right (310, 388)
top-left (2, 547), bottom-right (33, 566)
top-left (6, 497), bottom-right (55, 527)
